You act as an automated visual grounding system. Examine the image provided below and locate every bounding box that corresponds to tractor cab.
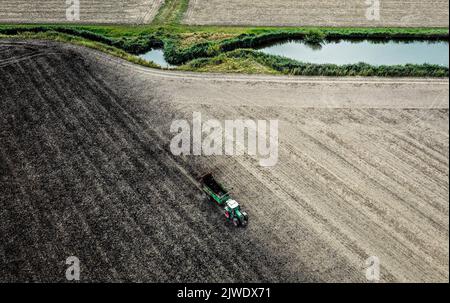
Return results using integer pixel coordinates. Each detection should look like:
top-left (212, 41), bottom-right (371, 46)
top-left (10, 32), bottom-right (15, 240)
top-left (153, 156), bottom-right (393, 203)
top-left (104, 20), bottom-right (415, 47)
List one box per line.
top-left (226, 199), bottom-right (240, 213)
top-left (224, 199), bottom-right (248, 227)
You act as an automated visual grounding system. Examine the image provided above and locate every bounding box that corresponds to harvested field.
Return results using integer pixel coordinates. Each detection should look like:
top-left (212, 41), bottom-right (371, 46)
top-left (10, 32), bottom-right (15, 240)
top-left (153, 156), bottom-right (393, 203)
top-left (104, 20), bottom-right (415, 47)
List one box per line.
top-left (0, 0), bottom-right (163, 24)
top-left (184, 0), bottom-right (450, 27)
top-left (0, 40), bottom-right (449, 282)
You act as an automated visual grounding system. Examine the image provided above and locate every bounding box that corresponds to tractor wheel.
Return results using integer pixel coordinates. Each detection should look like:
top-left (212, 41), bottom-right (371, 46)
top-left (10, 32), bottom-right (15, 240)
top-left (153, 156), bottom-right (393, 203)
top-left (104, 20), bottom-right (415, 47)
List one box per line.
top-left (232, 217), bottom-right (240, 227)
top-left (242, 211), bottom-right (249, 221)
top-left (241, 218), bottom-right (248, 227)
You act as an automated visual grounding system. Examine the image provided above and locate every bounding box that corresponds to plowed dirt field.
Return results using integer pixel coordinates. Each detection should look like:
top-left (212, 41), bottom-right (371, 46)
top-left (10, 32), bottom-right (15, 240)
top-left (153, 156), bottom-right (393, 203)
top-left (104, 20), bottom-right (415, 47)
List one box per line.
top-left (1, 40), bottom-right (448, 282)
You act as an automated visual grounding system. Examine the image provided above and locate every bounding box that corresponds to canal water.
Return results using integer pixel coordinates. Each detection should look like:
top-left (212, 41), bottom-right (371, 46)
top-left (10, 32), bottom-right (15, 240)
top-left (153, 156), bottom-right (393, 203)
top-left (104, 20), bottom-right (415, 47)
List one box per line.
top-left (257, 40), bottom-right (449, 67)
top-left (139, 40), bottom-right (449, 68)
top-left (139, 49), bottom-right (175, 69)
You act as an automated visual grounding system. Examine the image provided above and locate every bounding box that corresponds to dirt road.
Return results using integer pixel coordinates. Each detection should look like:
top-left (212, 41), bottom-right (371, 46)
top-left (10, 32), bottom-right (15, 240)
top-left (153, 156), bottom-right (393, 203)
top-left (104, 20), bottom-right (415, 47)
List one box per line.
top-left (184, 0), bottom-right (449, 27)
top-left (1, 40), bottom-right (448, 282)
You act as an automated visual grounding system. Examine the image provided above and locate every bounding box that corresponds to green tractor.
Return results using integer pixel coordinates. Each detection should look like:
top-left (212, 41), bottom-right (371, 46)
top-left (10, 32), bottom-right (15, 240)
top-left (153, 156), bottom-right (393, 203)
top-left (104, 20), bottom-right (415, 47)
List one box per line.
top-left (200, 173), bottom-right (248, 227)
